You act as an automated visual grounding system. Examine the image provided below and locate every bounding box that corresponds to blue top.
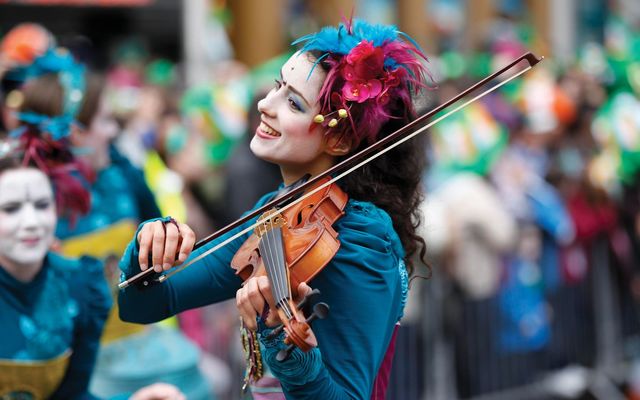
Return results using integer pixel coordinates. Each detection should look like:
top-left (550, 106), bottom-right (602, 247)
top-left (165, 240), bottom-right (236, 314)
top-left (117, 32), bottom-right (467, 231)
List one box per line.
top-left (118, 191), bottom-right (408, 399)
top-left (0, 253), bottom-right (112, 399)
top-left (56, 145), bottom-right (161, 240)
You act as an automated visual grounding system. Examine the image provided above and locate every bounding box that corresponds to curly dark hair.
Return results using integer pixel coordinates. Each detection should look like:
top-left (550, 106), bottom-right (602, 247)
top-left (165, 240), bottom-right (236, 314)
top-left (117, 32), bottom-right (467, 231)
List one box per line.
top-left (308, 51), bottom-right (428, 276)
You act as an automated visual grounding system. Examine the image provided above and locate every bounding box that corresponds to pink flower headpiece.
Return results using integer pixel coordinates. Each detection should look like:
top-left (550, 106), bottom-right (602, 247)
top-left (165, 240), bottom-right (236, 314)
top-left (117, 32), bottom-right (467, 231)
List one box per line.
top-left (293, 18), bottom-right (433, 146)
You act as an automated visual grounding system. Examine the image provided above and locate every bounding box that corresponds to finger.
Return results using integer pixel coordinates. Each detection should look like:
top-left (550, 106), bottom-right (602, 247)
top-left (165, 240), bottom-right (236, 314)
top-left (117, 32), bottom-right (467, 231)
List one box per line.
top-left (151, 222), bottom-right (166, 273)
top-left (137, 224), bottom-right (153, 271)
top-left (257, 276), bottom-right (276, 310)
top-left (265, 307), bottom-right (281, 327)
top-left (297, 281), bottom-right (313, 298)
top-left (130, 382), bottom-right (183, 400)
top-left (236, 286), bottom-right (258, 331)
top-left (177, 223), bottom-right (196, 263)
top-left (257, 276), bottom-right (282, 327)
top-left (246, 278), bottom-right (267, 317)
top-left (162, 222), bottom-right (180, 270)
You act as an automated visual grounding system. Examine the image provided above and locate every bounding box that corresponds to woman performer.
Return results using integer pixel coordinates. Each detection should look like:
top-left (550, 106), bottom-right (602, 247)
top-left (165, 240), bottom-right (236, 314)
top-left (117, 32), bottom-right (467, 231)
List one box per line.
top-left (0, 133), bottom-right (110, 399)
top-left (119, 18), bottom-right (430, 399)
top-left (5, 40), bottom-right (200, 399)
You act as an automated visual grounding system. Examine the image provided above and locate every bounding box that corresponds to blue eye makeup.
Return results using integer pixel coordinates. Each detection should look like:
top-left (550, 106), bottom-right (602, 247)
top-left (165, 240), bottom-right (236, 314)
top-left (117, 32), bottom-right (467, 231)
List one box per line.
top-left (275, 76), bottom-right (308, 112)
top-left (288, 96), bottom-right (304, 112)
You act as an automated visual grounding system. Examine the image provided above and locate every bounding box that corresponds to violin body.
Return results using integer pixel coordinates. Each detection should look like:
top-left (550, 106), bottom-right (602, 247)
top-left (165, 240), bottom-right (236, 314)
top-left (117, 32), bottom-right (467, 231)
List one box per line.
top-left (231, 178), bottom-right (348, 298)
top-left (230, 177), bottom-right (348, 353)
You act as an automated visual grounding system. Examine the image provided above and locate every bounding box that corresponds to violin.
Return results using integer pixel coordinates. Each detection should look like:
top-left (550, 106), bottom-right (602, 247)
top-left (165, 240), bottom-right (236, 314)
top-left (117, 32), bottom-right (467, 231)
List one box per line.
top-left (231, 176), bottom-right (347, 359)
top-left (118, 51), bottom-right (543, 355)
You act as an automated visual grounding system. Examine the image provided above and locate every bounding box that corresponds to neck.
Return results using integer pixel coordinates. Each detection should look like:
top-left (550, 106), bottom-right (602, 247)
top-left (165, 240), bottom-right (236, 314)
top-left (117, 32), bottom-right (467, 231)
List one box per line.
top-left (280, 156), bottom-right (335, 186)
top-left (0, 255), bottom-right (44, 283)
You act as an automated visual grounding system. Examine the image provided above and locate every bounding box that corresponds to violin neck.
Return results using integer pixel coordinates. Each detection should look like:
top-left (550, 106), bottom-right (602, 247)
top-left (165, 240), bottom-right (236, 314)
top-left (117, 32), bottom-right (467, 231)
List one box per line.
top-left (258, 227), bottom-right (292, 312)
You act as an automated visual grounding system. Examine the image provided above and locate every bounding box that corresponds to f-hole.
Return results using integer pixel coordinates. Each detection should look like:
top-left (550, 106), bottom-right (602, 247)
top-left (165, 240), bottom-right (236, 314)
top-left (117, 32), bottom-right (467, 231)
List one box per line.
top-left (296, 204), bottom-right (314, 226)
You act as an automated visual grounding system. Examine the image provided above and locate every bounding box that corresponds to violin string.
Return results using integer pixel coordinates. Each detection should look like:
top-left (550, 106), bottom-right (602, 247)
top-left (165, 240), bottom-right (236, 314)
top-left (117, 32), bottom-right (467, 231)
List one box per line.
top-left (271, 217), bottom-right (293, 319)
top-left (260, 215), bottom-right (287, 317)
top-left (155, 65), bottom-right (532, 285)
top-left (275, 224), bottom-right (294, 319)
top-left (261, 218), bottom-right (283, 305)
top-left (261, 220), bottom-right (294, 320)
top-left (264, 219), bottom-right (281, 304)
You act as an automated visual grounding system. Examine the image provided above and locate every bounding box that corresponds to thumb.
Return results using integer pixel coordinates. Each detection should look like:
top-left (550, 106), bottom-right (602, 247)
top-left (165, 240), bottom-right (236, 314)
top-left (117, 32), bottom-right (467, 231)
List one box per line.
top-left (265, 307), bottom-right (281, 328)
top-left (297, 281), bottom-right (313, 298)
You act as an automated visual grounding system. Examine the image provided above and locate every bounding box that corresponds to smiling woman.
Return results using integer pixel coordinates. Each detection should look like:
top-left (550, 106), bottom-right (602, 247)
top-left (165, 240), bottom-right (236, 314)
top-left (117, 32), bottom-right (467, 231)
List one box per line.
top-left (118, 18), bottom-right (431, 400)
top-left (250, 53), bottom-right (336, 184)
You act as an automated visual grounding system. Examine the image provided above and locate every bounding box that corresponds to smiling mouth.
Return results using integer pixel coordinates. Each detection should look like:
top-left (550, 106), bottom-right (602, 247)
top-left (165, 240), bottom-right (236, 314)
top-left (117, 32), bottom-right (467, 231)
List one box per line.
top-left (259, 122), bottom-right (281, 137)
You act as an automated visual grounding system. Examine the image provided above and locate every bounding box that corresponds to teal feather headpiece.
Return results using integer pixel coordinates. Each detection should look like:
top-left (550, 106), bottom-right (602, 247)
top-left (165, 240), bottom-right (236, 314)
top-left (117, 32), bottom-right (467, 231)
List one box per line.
top-left (292, 18), bottom-right (432, 146)
top-left (9, 46), bottom-right (86, 141)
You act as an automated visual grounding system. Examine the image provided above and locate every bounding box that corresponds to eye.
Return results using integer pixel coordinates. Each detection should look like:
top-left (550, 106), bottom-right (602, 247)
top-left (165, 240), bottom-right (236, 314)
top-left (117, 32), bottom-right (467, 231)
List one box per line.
top-left (0, 203), bottom-right (21, 214)
top-left (274, 79), bottom-right (283, 90)
top-left (288, 97), bottom-right (302, 111)
top-left (34, 199), bottom-right (52, 210)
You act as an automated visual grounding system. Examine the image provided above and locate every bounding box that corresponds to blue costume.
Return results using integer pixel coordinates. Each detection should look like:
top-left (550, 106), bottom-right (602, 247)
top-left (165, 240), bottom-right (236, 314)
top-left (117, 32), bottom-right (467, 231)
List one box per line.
top-left (118, 190), bottom-right (409, 399)
top-left (56, 146), bottom-right (210, 400)
top-left (0, 253), bottom-right (111, 399)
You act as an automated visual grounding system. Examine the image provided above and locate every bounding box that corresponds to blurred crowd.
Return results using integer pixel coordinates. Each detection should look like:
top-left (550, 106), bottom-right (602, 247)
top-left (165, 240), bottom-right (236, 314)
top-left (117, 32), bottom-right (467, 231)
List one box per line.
top-left (414, 10), bottom-right (640, 400)
top-left (1, 3), bottom-right (640, 400)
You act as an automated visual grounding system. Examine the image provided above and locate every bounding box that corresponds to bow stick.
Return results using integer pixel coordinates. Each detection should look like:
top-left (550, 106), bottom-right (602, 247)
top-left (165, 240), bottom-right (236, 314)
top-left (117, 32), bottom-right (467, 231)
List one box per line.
top-left (119, 52), bottom-right (543, 290)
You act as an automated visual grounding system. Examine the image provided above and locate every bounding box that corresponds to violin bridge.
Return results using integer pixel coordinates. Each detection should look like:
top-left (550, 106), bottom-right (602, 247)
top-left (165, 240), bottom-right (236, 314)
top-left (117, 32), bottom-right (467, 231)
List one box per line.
top-left (254, 208), bottom-right (287, 237)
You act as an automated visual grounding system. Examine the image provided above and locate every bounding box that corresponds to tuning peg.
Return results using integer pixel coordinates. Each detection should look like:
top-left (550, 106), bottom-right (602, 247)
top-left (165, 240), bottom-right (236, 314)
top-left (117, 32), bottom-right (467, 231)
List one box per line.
top-left (265, 289), bottom-right (322, 340)
top-left (276, 303), bottom-right (330, 362)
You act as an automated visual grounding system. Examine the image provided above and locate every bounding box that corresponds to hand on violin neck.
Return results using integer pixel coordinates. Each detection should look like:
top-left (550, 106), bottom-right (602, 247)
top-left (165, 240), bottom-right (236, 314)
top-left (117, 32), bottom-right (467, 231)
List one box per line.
top-left (236, 276), bottom-right (280, 331)
top-left (296, 282), bottom-right (313, 299)
top-left (137, 218), bottom-right (196, 273)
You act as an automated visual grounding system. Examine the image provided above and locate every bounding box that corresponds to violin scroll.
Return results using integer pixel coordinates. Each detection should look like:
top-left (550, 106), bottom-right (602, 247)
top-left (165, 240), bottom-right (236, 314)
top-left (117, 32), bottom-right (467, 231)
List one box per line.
top-left (277, 302), bottom-right (330, 362)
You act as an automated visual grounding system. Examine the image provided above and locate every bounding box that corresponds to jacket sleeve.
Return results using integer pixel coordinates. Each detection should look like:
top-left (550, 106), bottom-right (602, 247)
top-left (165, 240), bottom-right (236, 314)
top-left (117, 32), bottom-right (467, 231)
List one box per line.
top-left (118, 191), bottom-right (276, 323)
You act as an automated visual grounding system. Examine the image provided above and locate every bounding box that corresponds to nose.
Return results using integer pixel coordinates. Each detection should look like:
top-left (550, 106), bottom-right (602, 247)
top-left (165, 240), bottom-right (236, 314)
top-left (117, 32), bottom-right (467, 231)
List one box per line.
top-left (257, 90), bottom-right (276, 118)
top-left (21, 203), bottom-right (40, 230)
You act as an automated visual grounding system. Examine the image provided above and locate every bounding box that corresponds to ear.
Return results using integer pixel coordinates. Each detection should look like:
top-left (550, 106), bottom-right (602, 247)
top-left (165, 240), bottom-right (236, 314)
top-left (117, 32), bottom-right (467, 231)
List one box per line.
top-left (324, 133), bottom-right (352, 157)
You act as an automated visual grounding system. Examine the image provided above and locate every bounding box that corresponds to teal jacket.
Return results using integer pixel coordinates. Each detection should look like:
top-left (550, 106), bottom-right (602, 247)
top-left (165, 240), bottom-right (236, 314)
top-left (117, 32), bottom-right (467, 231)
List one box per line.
top-left (118, 191), bottom-right (408, 399)
top-left (0, 254), bottom-right (111, 399)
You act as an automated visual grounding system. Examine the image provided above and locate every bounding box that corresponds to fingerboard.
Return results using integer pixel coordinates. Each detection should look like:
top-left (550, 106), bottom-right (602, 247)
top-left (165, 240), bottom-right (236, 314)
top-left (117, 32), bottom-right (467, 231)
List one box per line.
top-left (258, 227), bottom-right (290, 309)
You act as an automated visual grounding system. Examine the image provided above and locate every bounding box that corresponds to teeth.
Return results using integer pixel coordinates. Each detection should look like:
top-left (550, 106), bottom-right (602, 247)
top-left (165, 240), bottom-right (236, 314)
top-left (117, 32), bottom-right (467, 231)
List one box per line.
top-left (260, 122), bottom-right (281, 137)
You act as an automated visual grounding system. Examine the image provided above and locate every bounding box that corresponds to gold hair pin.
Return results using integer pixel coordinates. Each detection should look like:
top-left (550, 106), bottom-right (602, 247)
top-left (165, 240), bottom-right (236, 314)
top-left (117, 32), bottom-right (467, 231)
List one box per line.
top-left (313, 108), bottom-right (349, 128)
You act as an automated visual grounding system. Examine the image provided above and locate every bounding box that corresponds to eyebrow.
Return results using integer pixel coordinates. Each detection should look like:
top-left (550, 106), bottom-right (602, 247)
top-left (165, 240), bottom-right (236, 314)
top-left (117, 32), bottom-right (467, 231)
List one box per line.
top-left (280, 70), bottom-right (311, 107)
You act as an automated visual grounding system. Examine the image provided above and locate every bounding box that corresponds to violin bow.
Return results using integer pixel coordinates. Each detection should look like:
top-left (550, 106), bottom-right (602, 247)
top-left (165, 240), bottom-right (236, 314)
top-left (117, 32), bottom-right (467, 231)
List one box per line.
top-left (119, 52), bottom-right (543, 290)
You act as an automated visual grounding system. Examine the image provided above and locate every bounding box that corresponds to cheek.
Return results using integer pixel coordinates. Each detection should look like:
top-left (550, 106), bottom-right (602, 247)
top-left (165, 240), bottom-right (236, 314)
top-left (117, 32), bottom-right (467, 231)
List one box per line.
top-left (41, 209), bottom-right (57, 232)
top-left (0, 213), bottom-right (21, 240)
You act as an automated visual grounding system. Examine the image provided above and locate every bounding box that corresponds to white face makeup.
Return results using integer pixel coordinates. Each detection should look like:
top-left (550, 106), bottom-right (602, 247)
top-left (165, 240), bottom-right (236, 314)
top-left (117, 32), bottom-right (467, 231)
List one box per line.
top-left (250, 52), bottom-right (334, 184)
top-left (0, 168), bottom-right (56, 279)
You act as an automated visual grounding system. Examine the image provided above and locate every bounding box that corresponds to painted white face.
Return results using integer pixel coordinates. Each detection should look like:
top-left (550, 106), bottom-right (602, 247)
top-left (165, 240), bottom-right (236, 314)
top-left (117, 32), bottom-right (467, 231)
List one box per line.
top-left (0, 168), bottom-right (56, 270)
top-left (250, 52), bottom-right (332, 184)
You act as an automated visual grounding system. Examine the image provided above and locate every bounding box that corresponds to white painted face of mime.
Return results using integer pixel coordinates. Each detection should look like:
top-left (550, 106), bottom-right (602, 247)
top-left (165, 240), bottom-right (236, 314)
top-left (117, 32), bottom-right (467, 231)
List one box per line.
top-left (0, 168), bottom-right (56, 278)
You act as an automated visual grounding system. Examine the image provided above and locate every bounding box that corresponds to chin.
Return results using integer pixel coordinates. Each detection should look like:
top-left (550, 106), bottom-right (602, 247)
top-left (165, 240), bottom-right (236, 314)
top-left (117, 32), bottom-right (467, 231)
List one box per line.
top-left (13, 254), bottom-right (46, 266)
top-left (11, 247), bottom-right (48, 266)
top-left (249, 139), bottom-right (275, 163)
